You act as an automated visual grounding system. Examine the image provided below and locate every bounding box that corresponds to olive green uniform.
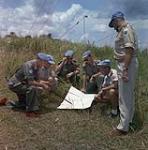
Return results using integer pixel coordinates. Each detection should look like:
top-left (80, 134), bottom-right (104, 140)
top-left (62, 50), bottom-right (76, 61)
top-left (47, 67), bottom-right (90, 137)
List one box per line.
top-left (37, 66), bottom-right (58, 91)
top-left (8, 59), bottom-right (55, 112)
top-left (82, 61), bottom-right (103, 94)
top-left (57, 60), bottom-right (80, 86)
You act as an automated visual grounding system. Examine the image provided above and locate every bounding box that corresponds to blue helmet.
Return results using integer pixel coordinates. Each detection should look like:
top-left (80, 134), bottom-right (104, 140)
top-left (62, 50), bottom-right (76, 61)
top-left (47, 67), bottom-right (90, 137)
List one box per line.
top-left (109, 11), bottom-right (124, 27)
top-left (64, 50), bottom-right (74, 57)
top-left (97, 59), bottom-right (111, 67)
top-left (37, 52), bottom-right (55, 64)
top-left (82, 50), bottom-right (91, 59)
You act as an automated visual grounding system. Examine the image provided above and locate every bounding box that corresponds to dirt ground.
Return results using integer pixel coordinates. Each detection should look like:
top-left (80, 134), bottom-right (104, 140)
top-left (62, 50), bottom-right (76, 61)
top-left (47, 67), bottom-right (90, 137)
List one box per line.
top-left (0, 99), bottom-right (148, 150)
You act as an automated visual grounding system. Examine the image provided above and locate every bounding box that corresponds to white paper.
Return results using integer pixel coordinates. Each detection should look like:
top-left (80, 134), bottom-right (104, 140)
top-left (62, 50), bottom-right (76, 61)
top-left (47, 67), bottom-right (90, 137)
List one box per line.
top-left (57, 86), bottom-right (95, 109)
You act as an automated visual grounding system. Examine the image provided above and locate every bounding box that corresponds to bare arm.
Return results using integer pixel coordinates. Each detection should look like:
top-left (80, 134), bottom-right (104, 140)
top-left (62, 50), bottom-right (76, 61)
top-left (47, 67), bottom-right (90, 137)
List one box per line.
top-left (102, 81), bottom-right (118, 91)
top-left (123, 47), bottom-right (133, 69)
top-left (28, 80), bottom-right (49, 90)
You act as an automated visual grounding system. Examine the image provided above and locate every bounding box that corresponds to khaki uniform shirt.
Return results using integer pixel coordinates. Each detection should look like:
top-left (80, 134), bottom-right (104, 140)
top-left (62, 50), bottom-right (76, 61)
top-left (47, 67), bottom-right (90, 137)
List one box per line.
top-left (115, 23), bottom-right (137, 59)
top-left (114, 23), bottom-right (138, 77)
top-left (102, 69), bottom-right (118, 88)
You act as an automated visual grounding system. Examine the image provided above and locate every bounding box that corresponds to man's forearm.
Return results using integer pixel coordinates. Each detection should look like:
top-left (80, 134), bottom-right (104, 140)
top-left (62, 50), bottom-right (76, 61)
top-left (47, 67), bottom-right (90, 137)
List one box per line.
top-left (123, 47), bottom-right (133, 69)
top-left (82, 75), bottom-right (87, 90)
top-left (56, 63), bottom-right (64, 73)
top-left (102, 81), bottom-right (118, 91)
top-left (102, 84), bottom-right (114, 91)
top-left (29, 80), bottom-right (43, 88)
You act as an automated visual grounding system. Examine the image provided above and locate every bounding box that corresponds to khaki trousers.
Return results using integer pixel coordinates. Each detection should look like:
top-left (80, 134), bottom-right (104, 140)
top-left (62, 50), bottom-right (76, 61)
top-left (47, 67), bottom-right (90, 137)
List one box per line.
top-left (117, 58), bottom-right (138, 131)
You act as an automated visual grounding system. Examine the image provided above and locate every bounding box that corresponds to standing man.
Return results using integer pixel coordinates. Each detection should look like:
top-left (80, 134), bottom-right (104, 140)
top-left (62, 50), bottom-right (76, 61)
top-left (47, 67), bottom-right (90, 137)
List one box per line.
top-left (109, 11), bottom-right (138, 135)
top-left (8, 52), bottom-right (56, 117)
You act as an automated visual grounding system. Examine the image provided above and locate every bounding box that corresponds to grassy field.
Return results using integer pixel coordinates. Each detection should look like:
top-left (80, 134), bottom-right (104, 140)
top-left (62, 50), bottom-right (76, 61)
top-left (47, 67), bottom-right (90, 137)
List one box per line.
top-left (0, 37), bottom-right (147, 150)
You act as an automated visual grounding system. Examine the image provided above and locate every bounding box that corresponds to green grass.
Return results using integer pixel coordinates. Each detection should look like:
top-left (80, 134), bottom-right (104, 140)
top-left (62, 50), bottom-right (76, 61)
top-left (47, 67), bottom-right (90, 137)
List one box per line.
top-left (0, 37), bottom-right (147, 150)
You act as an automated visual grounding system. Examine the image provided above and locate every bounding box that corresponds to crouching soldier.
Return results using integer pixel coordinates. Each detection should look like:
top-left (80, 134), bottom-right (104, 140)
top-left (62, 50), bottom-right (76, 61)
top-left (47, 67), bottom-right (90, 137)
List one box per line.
top-left (7, 52), bottom-right (56, 117)
top-left (56, 50), bottom-right (80, 86)
top-left (81, 50), bottom-right (103, 94)
top-left (93, 59), bottom-right (119, 117)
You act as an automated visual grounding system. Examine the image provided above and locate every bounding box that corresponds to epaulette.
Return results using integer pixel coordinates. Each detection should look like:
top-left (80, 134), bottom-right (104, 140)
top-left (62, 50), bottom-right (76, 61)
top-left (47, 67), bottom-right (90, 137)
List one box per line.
top-left (123, 27), bottom-right (128, 35)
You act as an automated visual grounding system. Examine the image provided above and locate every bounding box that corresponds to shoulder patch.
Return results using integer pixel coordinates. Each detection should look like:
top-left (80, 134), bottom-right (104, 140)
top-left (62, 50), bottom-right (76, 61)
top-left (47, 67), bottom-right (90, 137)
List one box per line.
top-left (29, 69), bottom-right (33, 74)
top-left (122, 27), bottom-right (130, 43)
top-left (123, 28), bottom-right (128, 35)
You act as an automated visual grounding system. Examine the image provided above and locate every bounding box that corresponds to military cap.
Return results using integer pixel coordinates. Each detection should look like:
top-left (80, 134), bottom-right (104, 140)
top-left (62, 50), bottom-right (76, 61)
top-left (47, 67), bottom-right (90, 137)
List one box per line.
top-left (37, 52), bottom-right (55, 64)
top-left (97, 59), bottom-right (111, 67)
top-left (82, 50), bottom-right (91, 58)
top-left (47, 54), bottom-right (55, 64)
top-left (109, 11), bottom-right (124, 28)
top-left (64, 50), bottom-right (74, 57)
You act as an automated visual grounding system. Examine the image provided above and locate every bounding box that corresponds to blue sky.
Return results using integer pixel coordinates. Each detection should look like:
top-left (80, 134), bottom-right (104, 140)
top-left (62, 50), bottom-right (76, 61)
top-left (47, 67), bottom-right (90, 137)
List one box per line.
top-left (0, 0), bottom-right (148, 48)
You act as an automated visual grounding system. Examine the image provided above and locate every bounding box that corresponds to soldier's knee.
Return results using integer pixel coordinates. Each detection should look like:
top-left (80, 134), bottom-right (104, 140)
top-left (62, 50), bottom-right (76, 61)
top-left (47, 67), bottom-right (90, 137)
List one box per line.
top-left (109, 89), bottom-right (116, 96)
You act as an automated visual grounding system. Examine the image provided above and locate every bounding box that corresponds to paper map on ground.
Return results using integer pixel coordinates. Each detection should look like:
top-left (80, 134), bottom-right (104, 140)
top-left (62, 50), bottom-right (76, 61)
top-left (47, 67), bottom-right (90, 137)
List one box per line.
top-left (57, 86), bottom-right (95, 109)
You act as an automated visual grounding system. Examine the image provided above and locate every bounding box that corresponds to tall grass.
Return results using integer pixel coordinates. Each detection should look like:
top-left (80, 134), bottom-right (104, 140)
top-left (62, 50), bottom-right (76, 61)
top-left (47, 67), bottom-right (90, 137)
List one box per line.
top-left (0, 36), bottom-right (147, 128)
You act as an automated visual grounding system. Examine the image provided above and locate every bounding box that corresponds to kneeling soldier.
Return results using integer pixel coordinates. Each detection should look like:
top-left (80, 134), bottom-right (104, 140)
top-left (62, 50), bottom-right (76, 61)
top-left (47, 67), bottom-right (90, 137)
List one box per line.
top-left (94, 59), bottom-right (119, 117)
top-left (56, 50), bottom-right (80, 86)
top-left (81, 50), bottom-right (101, 94)
top-left (8, 52), bottom-right (56, 117)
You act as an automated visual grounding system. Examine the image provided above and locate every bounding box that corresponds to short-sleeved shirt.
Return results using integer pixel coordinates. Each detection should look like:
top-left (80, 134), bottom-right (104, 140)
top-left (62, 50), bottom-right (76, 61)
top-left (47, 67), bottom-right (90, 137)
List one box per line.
top-left (82, 61), bottom-right (98, 78)
top-left (114, 23), bottom-right (138, 61)
top-left (57, 60), bottom-right (79, 77)
top-left (102, 69), bottom-right (118, 88)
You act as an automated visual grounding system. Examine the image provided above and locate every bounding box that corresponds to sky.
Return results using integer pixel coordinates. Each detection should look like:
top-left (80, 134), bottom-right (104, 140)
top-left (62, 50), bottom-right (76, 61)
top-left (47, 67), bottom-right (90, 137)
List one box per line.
top-left (0, 0), bottom-right (148, 48)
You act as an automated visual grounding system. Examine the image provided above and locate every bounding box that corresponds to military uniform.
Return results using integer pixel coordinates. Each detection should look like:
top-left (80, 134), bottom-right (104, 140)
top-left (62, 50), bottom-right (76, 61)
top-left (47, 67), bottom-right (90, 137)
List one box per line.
top-left (102, 69), bottom-right (118, 88)
top-left (82, 60), bottom-right (101, 93)
top-left (114, 23), bottom-right (138, 132)
top-left (8, 59), bottom-right (56, 112)
top-left (37, 66), bottom-right (58, 91)
top-left (82, 61), bottom-right (98, 78)
top-left (57, 59), bottom-right (80, 86)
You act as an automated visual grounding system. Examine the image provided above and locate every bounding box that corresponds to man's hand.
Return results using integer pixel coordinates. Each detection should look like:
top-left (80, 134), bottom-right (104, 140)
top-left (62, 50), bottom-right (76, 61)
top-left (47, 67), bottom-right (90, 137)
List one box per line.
top-left (90, 73), bottom-right (102, 82)
top-left (81, 88), bottom-right (86, 93)
top-left (122, 69), bottom-right (129, 82)
top-left (75, 70), bottom-right (79, 75)
top-left (98, 89), bottom-right (104, 95)
top-left (40, 80), bottom-right (49, 85)
top-left (62, 57), bottom-right (67, 64)
top-left (39, 80), bottom-right (49, 90)
top-left (66, 72), bottom-right (74, 78)
top-left (90, 75), bottom-right (96, 82)
top-left (42, 84), bottom-right (49, 90)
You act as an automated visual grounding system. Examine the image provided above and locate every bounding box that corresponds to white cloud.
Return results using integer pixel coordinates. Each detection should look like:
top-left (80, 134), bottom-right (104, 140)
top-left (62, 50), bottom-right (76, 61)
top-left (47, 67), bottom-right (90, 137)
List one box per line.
top-left (131, 19), bottom-right (148, 30)
top-left (57, 4), bottom-right (82, 23)
top-left (0, 1), bottom-right (147, 48)
top-left (92, 23), bottom-right (108, 32)
top-left (51, 4), bottom-right (110, 43)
